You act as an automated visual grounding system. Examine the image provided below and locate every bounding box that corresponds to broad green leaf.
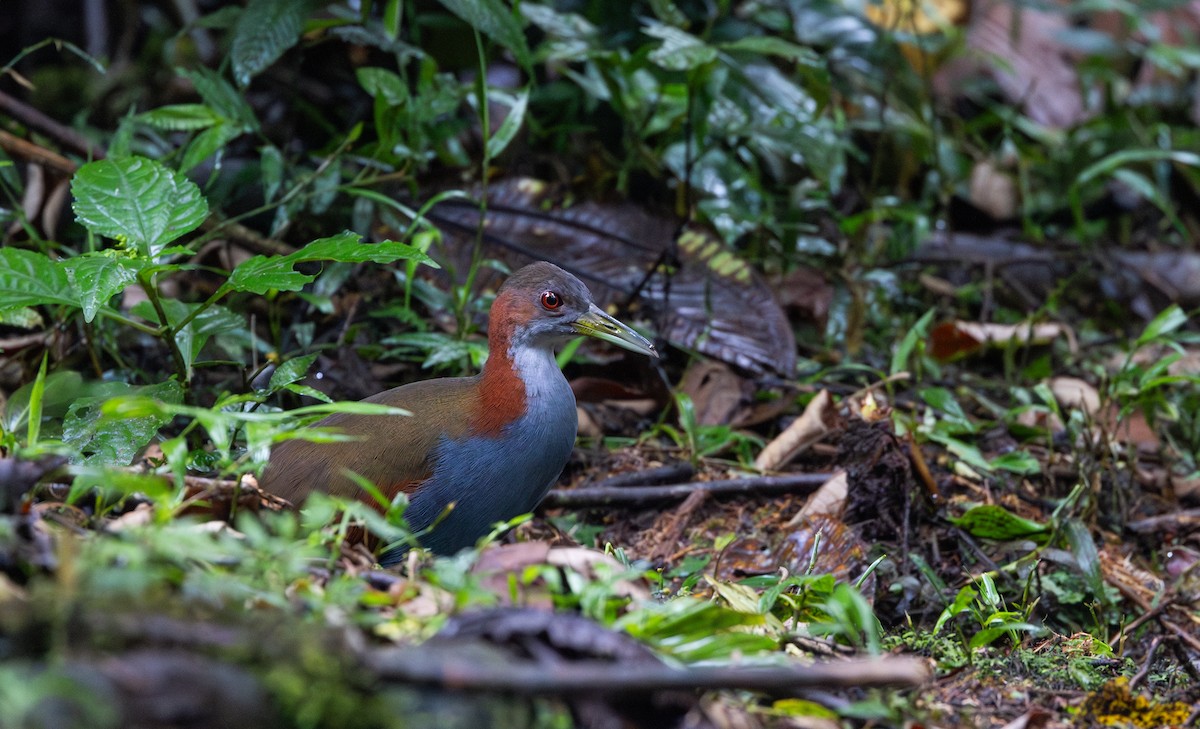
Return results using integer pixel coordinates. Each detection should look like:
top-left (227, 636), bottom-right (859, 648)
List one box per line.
top-left (934, 585), bottom-right (978, 633)
top-left (0, 248), bottom-right (76, 309)
top-left (62, 254), bottom-right (149, 322)
top-left (485, 88), bottom-right (529, 160)
top-left (645, 22), bottom-right (718, 70)
top-left (438, 0), bottom-right (531, 70)
top-left (268, 353), bottom-right (318, 392)
top-left (63, 381), bottom-right (184, 465)
top-left (226, 233), bottom-right (436, 295)
top-left (179, 123), bottom-right (241, 173)
top-left (949, 504), bottom-right (1049, 540)
top-left (990, 451), bottom-right (1041, 475)
top-left (0, 307), bottom-right (44, 329)
top-left (136, 103), bottom-right (223, 131)
top-left (230, 0), bottom-right (315, 87)
top-left (72, 157), bottom-right (208, 257)
top-left (357, 67), bottom-right (409, 105)
top-left (179, 67), bottom-right (258, 130)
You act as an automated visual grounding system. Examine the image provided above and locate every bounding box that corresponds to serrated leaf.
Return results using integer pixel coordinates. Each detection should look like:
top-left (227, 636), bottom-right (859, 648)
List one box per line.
top-left (438, 0), bottom-right (531, 70)
top-left (136, 103), bottom-right (224, 131)
top-left (0, 248), bottom-right (76, 309)
top-left (62, 254), bottom-right (149, 322)
top-left (225, 233), bottom-right (437, 295)
top-left (63, 381), bottom-right (183, 465)
top-left (72, 157), bottom-right (208, 257)
top-left (949, 504), bottom-right (1049, 540)
top-left (230, 0), bottom-right (313, 87)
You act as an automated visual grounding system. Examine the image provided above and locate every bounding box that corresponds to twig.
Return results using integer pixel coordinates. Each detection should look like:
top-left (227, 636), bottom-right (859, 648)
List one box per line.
top-left (542, 473), bottom-right (830, 508)
top-left (1126, 508), bottom-right (1200, 534)
top-left (0, 129), bottom-right (78, 176)
top-left (0, 89), bottom-right (105, 159)
top-left (367, 648), bottom-right (930, 694)
top-left (588, 462), bottom-right (694, 489)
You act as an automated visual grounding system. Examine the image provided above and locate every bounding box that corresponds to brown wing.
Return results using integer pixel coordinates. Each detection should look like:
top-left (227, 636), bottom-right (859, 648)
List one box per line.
top-left (261, 376), bottom-right (481, 506)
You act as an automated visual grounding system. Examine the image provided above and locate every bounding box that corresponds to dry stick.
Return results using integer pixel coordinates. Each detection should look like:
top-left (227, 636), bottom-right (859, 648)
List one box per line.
top-left (542, 473), bottom-right (831, 508)
top-left (0, 89), bottom-right (105, 160)
top-left (1126, 508), bottom-right (1200, 534)
top-left (367, 648), bottom-right (930, 694)
top-left (588, 462), bottom-right (695, 489)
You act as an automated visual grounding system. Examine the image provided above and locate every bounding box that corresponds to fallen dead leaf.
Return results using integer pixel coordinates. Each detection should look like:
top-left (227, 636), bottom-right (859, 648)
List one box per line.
top-left (755, 389), bottom-right (836, 472)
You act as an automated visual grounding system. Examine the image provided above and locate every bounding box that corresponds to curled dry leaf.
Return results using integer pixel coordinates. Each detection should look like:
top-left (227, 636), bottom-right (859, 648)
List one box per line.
top-left (929, 320), bottom-right (1074, 361)
top-left (754, 389), bottom-right (835, 472)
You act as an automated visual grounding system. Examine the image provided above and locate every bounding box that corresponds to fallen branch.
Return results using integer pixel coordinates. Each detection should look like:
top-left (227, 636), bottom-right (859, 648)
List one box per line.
top-left (367, 647), bottom-right (931, 694)
top-left (542, 473), bottom-right (831, 508)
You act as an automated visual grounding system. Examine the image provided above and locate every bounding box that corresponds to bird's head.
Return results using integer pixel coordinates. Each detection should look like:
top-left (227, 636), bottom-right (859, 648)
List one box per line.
top-left (489, 261), bottom-right (658, 357)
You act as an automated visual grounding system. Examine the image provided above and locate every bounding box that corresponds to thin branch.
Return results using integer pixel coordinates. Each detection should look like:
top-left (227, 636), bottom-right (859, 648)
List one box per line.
top-left (542, 473), bottom-right (830, 508)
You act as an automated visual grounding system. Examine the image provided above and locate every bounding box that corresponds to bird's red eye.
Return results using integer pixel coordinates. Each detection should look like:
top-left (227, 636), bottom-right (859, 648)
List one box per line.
top-left (540, 291), bottom-right (563, 310)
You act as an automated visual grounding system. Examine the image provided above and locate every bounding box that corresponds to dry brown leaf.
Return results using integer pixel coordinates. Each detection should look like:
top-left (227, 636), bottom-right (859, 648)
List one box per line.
top-left (786, 470), bottom-right (848, 527)
top-left (930, 320), bottom-right (1073, 361)
top-left (754, 389), bottom-right (835, 472)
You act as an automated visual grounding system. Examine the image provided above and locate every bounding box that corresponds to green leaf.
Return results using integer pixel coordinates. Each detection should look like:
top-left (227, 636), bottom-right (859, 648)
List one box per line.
top-left (268, 353), bottom-right (318, 392)
top-left (260, 145), bottom-right (284, 202)
top-left (131, 300), bottom-right (243, 378)
top-left (136, 103), bottom-right (224, 131)
top-left (990, 451), bottom-right (1041, 475)
top-left (62, 254), bottom-right (149, 322)
top-left (485, 87), bottom-right (529, 160)
top-left (1063, 518), bottom-right (1108, 603)
top-left (26, 354), bottom-right (48, 446)
top-left (1076, 148), bottom-right (1200, 186)
top-left (645, 21), bottom-right (718, 70)
top-left (1136, 304), bottom-right (1188, 347)
top-left (357, 67), bottom-right (409, 105)
top-left (72, 157), bottom-right (208, 257)
top-left (0, 307), bottom-right (44, 329)
top-left (948, 504), bottom-right (1049, 540)
top-left (179, 67), bottom-right (258, 130)
top-left (179, 123), bottom-right (241, 173)
top-left (438, 0), bottom-right (531, 70)
top-left (719, 36), bottom-right (822, 65)
top-left (0, 248), bottom-right (76, 309)
top-left (934, 585), bottom-right (976, 633)
top-left (230, 0), bottom-right (315, 87)
top-left (891, 308), bottom-right (935, 375)
top-left (226, 233), bottom-right (437, 295)
top-left (63, 381), bottom-right (184, 465)
top-left (3, 371), bottom-right (85, 434)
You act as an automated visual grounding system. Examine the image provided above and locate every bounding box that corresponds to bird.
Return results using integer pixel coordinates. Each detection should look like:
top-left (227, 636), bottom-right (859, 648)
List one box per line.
top-left (261, 261), bottom-right (658, 562)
